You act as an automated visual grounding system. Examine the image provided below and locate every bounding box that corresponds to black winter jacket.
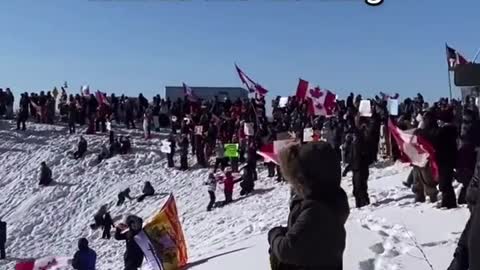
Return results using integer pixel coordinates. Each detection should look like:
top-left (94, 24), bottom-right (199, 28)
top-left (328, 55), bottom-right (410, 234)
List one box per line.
top-left (115, 228), bottom-right (144, 269)
top-left (269, 189), bottom-right (349, 270)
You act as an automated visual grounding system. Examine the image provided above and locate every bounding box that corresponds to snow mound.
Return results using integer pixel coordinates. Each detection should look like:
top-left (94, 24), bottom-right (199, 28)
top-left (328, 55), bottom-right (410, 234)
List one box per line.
top-left (0, 121), bottom-right (470, 270)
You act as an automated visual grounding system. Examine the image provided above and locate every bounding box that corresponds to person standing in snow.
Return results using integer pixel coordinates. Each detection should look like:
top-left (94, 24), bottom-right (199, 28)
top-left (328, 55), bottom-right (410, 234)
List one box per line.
top-left (436, 109), bottom-right (458, 209)
top-left (179, 135), bottom-right (189, 171)
top-left (351, 117), bottom-right (372, 208)
top-left (115, 216), bottom-right (144, 270)
top-left (137, 181), bottom-right (155, 202)
top-left (39, 162), bottom-right (53, 186)
top-left (221, 171), bottom-right (235, 205)
top-left (72, 238), bottom-right (96, 270)
top-left (167, 134), bottom-right (176, 168)
top-left (213, 139), bottom-right (226, 172)
top-left (17, 93), bottom-right (29, 131)
top-left (102, 212), bottom-right (114, 240)
top-left (205, 173), bottom-right (217, 211)
top-left (0, 218), bottom-right (6, 260)
top-left (268, 141), bottom-right (349, 270)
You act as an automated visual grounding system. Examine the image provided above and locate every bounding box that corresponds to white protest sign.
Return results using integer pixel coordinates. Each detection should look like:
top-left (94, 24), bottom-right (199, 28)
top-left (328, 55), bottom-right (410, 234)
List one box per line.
top-left (195, 125), bottom-right (203, 135)
top-left (359, 100), bottom-right (372, 117)
top-left (106, 121), bottom-right (112, 131)
top-left (160, 140), bottom-right (172, 154)
top-left (387, 98), bottom-right (399, 116)
top-left (303, 128), bottom-right (314, 142)
top-left (279, 97), bottom-right (289, 108)
top-left (244, 122), bottom-right (254, 136)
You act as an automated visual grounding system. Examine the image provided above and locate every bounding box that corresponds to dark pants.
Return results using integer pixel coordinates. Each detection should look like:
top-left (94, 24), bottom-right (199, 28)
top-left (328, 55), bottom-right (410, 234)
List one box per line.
top-left (352, 167), bottom-right (370, 208)
top-left (267, 162), bottom-right (275, 177)
top-left (167, 154), bottom-right (174, 168)
top-left (439, 167), bottom-right (457, 209)
top-left (68, 121), bottom-right (75, 134)
top-left (0, 241), bottom-right (5, 259)
top-left (207, 191), bottom-right (216, 211)
top-left (102, 227), bottom-right (111, 239)
top-left (180, 155), bottom-right (188, 170)
top-left (17, 117), bottom-right (26, 131)
top-left (125, 117), bottom-right (135, 129)
top-left (224, 191), bottom-right (232, 204)
top-left (231, 158), bottom-right (239, 172)
top-left (276, 166), bottom-right (283, 182)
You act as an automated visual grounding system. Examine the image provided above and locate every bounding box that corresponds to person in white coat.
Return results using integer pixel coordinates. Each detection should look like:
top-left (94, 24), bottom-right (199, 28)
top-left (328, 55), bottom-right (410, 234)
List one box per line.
top-left (205, 173), bottom-right (217, 211)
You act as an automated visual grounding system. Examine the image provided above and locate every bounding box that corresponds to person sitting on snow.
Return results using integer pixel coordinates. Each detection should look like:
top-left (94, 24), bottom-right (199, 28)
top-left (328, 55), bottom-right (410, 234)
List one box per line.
top-left (73, 136), bottom-right (88, 159)
top-left (117, 188), bottom-right (133, 206)
top-left (137, 182), bottom-right (155, 202)
top-left (90, 205), bottom-right (107, 230)
top-left (72, 238), bottom-right (97, 270)
top-left (120, 136), bottom-right (131, 154)
top-left (39, 162), bottom-right (52, 186)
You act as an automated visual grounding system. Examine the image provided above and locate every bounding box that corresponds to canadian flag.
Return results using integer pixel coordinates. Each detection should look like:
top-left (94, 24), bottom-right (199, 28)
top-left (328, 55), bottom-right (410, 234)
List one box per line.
top-left (15, 256), bottom-right (70, 270)
top-left (296, 78), bottom-right (336, 116)
top-left (388, 119), bottom-right (439, 181)
top-left (257, 139), bottom-right (296, 165)
top-left (235, 64), bottom-right (268, 97)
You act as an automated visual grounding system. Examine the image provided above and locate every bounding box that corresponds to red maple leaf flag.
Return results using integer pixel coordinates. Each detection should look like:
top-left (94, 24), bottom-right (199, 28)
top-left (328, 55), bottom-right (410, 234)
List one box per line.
top-left (235, 64), bottom-right (268, 97)
top-left (388, 119), bottom-right (439, 181)
top-left (296, 78), bottom-right (309, 99)
top-left (295, 78), bottom-right (336, 116)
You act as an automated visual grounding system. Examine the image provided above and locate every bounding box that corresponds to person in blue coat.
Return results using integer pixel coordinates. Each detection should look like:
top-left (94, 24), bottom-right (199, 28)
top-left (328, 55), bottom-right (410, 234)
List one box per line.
top-left (72, 238), bottom-right (97, 270)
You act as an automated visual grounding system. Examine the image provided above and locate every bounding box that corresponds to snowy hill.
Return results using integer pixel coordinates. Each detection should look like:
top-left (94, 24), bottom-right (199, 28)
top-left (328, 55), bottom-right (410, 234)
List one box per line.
top-left (0, 121), bottom-right (470, 270)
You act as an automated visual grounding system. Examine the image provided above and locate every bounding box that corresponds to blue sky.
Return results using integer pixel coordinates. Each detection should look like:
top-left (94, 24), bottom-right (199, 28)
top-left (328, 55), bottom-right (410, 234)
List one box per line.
top-left (0, 0), bottom-right (478, 102)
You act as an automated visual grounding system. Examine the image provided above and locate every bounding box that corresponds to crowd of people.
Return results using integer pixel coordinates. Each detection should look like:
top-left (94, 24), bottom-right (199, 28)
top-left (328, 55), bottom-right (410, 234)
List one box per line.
top-left (1, 85), bottom-right (480, 270)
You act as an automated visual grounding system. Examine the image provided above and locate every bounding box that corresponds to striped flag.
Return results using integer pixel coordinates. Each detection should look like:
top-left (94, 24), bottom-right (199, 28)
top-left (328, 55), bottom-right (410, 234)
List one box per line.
top-left (446, 44), bottom-right (469, 70)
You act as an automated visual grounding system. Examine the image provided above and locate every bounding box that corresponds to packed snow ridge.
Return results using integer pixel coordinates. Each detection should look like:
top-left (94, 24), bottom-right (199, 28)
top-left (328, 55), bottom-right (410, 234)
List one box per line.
top-left (0, 121), bottom-right (470, 270)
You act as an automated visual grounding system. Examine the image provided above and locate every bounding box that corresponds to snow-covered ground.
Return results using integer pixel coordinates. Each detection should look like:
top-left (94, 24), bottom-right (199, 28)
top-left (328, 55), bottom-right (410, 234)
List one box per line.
top-left (0, 121), bottom-right (469, 270)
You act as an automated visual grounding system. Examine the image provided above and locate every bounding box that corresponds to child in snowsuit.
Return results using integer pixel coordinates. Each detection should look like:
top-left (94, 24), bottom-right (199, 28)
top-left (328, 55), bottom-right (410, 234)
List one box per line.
top-left (39, 162), bottom-right (53, 186)
top-left (221, 171), bottom-right (235, 205)
top-left (137, 182), bottom-right (155, 202)
top-left (205, 173), bottom-right (217, 211)
top-left (73, 137), bottom-right (88, 159)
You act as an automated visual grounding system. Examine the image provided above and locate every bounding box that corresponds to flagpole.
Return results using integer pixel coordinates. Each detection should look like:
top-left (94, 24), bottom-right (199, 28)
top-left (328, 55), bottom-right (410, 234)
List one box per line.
top-left (447, 69), bottom-right (453, 100)
top-left (473, 48), bottom-right (480, 63)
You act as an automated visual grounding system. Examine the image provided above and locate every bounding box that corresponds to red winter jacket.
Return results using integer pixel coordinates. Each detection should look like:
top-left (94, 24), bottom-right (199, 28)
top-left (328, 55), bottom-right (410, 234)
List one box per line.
top-left (223, 175), bottom-right (234, 193)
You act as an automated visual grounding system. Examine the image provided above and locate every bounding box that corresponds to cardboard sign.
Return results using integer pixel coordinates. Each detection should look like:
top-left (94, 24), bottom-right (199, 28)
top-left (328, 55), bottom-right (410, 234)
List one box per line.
top-left (224, 144), bottom-right (239, 158)
top-left (279, 97), bottom-right (289, 108)
top-left (303, 128), bottom-right (314, 142)
top-left (160, 140), bottom-right (171, 154)
top-left (106, 121), bottom-right (112, 131)
top-left (387, 99), bottom-right (399, 116)
top-left (244, 122), bottom-right (254, 136)
top-left (195, 125), bottom-right (203, 135)
top-left (359, 100), bottom-right (372, 117)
